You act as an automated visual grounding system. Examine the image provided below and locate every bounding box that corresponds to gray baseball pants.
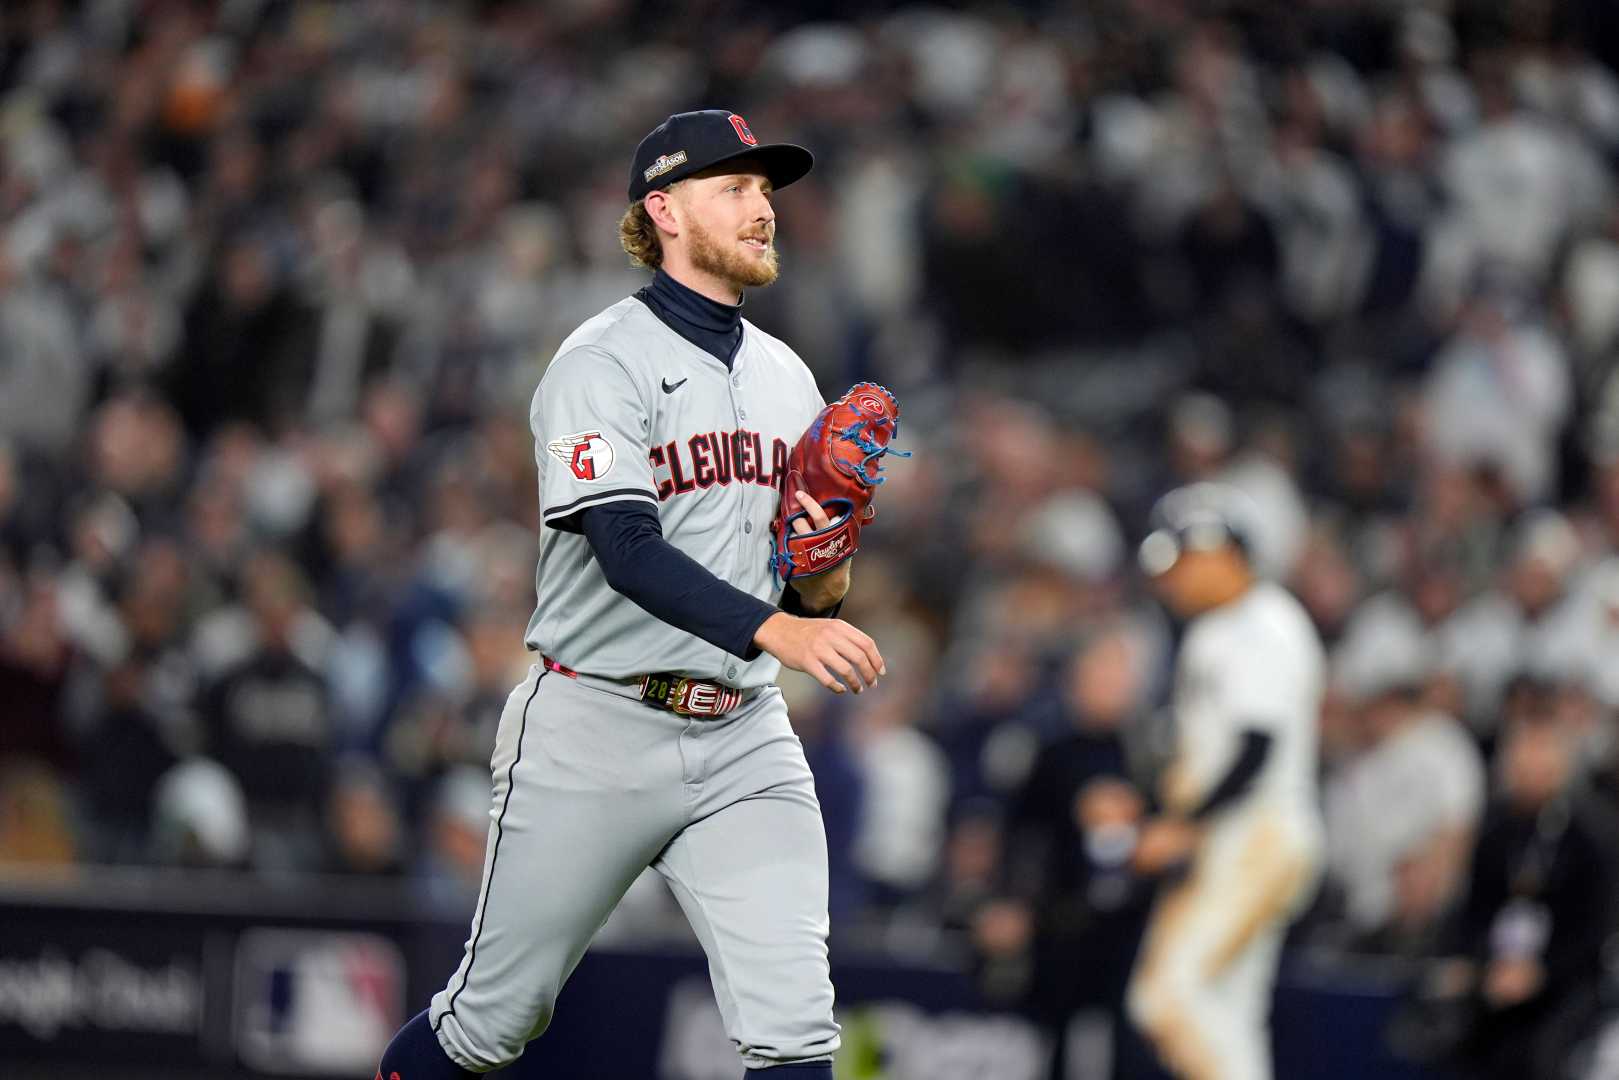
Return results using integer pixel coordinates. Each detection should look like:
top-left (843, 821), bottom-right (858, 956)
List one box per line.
top-left (429, 663), bottom-right (840, 1071)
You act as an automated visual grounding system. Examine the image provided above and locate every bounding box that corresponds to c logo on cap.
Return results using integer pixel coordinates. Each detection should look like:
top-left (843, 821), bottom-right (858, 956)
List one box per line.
top-left (728, 114), bottom-right (758, 146)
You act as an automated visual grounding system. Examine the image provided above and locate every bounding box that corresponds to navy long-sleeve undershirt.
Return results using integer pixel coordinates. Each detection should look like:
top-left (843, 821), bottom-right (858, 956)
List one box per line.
top-left (1189, 729), bottom-right (1273, 820)
top-left (580, 500), bottom-right (774, 659)
top-left (580, 500), bottom-right (837, 663)
top-left (634, 268), bottom-right (744, 366)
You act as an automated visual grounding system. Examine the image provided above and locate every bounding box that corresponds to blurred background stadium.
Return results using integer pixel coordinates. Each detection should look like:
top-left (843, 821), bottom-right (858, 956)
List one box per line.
top-left (5, 0), bottom-right (1619, 1077)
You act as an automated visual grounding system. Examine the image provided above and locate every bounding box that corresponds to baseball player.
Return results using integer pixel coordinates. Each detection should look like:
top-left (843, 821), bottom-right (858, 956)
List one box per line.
top-left (376, 110), bottom-right (886, 1080)
top-left (1124, 483), bottom-right (1325, 1080)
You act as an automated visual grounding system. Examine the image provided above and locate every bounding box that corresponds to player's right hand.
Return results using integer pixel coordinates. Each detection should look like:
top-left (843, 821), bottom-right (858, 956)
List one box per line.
top-left (1131, 816), bottom-right (1201, 875)
top-left (754, 612), bottom-right (884, 694)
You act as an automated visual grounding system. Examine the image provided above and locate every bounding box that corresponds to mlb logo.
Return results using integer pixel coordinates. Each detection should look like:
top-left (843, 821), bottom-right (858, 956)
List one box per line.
top-left (234, 928), bottom-right (404, 1074)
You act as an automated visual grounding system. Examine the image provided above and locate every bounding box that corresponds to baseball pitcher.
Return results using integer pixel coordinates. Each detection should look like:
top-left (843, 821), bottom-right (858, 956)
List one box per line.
top-left (376, 110), bottom-right (904, 1080)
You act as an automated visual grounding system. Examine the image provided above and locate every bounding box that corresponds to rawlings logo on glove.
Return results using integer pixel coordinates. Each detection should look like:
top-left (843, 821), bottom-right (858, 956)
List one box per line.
top-left (769, 381), bottom-right (910, 584)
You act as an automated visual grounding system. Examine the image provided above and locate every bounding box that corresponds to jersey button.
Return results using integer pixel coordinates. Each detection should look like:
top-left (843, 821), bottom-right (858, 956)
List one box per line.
top-left (738, 408), bottom-right (747, 420)
top-left (731, 374), bottom-right (741, 387)
top-left (744, 521), bottom-right (752, 534)
top-left (727, 665), bottom-right (738, 679)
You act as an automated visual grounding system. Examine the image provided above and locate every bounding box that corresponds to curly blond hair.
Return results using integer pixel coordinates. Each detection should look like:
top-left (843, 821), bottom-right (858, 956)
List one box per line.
top-left (619, 200), bottom-right (663, 270)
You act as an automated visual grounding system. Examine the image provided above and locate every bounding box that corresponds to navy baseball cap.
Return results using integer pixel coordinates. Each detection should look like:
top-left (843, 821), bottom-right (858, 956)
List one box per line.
top-left (628, 109), bottom-right (814, 201)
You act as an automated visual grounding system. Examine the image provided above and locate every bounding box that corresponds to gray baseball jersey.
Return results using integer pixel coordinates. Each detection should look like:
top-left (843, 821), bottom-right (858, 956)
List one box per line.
top-left (525, 296), bottom-right (824, 687)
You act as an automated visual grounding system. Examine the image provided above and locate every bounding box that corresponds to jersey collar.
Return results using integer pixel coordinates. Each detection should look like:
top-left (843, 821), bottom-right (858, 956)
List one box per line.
top-left (635, 269), bottom-right (746, 368)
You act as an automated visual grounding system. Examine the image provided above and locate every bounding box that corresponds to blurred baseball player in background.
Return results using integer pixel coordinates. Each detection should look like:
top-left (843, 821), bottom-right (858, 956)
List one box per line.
top-left (1125, 484), bottom-right (1326, 1080)
top-left (375, 110), bottom-right (887, 1079)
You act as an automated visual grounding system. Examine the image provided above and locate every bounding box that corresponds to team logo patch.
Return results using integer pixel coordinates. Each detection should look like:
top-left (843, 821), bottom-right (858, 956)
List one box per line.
top-left (548, 431), bottom-right (616, 482)
top-left (727, 114), bottom-right (757, 146)
top-left (643, 150), bottom-right (687, 183)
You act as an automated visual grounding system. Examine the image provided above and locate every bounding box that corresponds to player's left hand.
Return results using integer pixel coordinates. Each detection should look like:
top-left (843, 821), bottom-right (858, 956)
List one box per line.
top-left (1131, 816), bottom-right (1201, 875)
top-left (787, 491), bottom-right (853, 611)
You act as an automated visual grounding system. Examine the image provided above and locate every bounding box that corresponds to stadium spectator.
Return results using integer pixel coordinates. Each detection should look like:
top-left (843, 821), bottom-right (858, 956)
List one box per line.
top-left (149, 756), bottom-right (250, 870)
top-left (784, 677), bottom-right (867, 924)
top-left (1321, 629), bottom-right (1486, 952)
top-left (982, 626), bottom-right (1156, 1080)
top-left (1437, 510), bottom-right (1592, 735)
top-left (848, 633), bottom-right (950, 908)
top-left (1425, 713), bottom-right (1619, 1080)
top-left (324, 757), bottom-right (406, 878)
top-left (0, 760), bottom-right (77, 871)
top-left (0, 576), bottom-right (75, 772)
top-left (199, 550), bottom-right (335, 871)
top-left (413, 764), bottom-right (494, 912)
top-left (73, 649), bottom-right (179, 863)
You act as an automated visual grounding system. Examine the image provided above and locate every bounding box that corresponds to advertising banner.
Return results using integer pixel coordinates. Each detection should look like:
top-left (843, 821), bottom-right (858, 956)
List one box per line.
top-left (0, 889), bottom-right (1435, 1079)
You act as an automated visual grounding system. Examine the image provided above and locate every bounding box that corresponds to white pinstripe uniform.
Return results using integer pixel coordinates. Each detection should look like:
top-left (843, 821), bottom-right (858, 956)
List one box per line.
top-left (1127, 581), bottom-right (1325, 1080)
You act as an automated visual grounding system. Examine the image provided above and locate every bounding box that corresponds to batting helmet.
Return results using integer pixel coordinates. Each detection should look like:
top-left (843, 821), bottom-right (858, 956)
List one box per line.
top-left (1138, 482), bottom-right (1257, 577)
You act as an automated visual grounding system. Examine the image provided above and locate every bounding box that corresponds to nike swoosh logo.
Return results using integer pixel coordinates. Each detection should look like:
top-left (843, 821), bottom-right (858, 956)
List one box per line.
top-left (661, 377), bottom-right (688, 394)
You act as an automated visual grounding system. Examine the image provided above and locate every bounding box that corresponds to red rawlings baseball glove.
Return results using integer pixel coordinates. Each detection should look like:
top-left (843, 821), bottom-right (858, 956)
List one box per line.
top-left (770, 381), bottom-right (910, 584)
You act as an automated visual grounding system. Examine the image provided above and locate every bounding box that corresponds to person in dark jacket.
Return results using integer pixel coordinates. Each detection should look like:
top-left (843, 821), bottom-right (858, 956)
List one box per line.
top-left (973, 627), bottom-right (1157, 1079)
top-left (1430, 709), bottom-right (1619, 1080)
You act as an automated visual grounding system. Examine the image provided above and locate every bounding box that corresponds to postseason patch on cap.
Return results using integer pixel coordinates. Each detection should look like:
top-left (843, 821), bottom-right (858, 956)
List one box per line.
top-left (643, 150), bottom-right (687, 183)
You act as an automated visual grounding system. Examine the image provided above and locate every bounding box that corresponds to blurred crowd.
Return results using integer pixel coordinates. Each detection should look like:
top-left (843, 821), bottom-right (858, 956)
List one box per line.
top-left (5, 0), bottom-right (1619, 1070)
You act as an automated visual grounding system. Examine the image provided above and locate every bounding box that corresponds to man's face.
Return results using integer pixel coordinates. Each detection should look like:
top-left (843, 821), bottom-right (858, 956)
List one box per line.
top-left (1066, 633), bottom-right (1139, 728)
top-left (672, 164), bottom-right (778, 289)
top-left (1149, 546), bottom-right (1236, 619)
top-left (1502, 721), bottom-right (1573, 810)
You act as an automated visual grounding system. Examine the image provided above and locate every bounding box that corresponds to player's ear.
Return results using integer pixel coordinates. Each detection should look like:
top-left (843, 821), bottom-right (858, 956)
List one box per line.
top-left (643, 189), bottom-right (681, 238)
